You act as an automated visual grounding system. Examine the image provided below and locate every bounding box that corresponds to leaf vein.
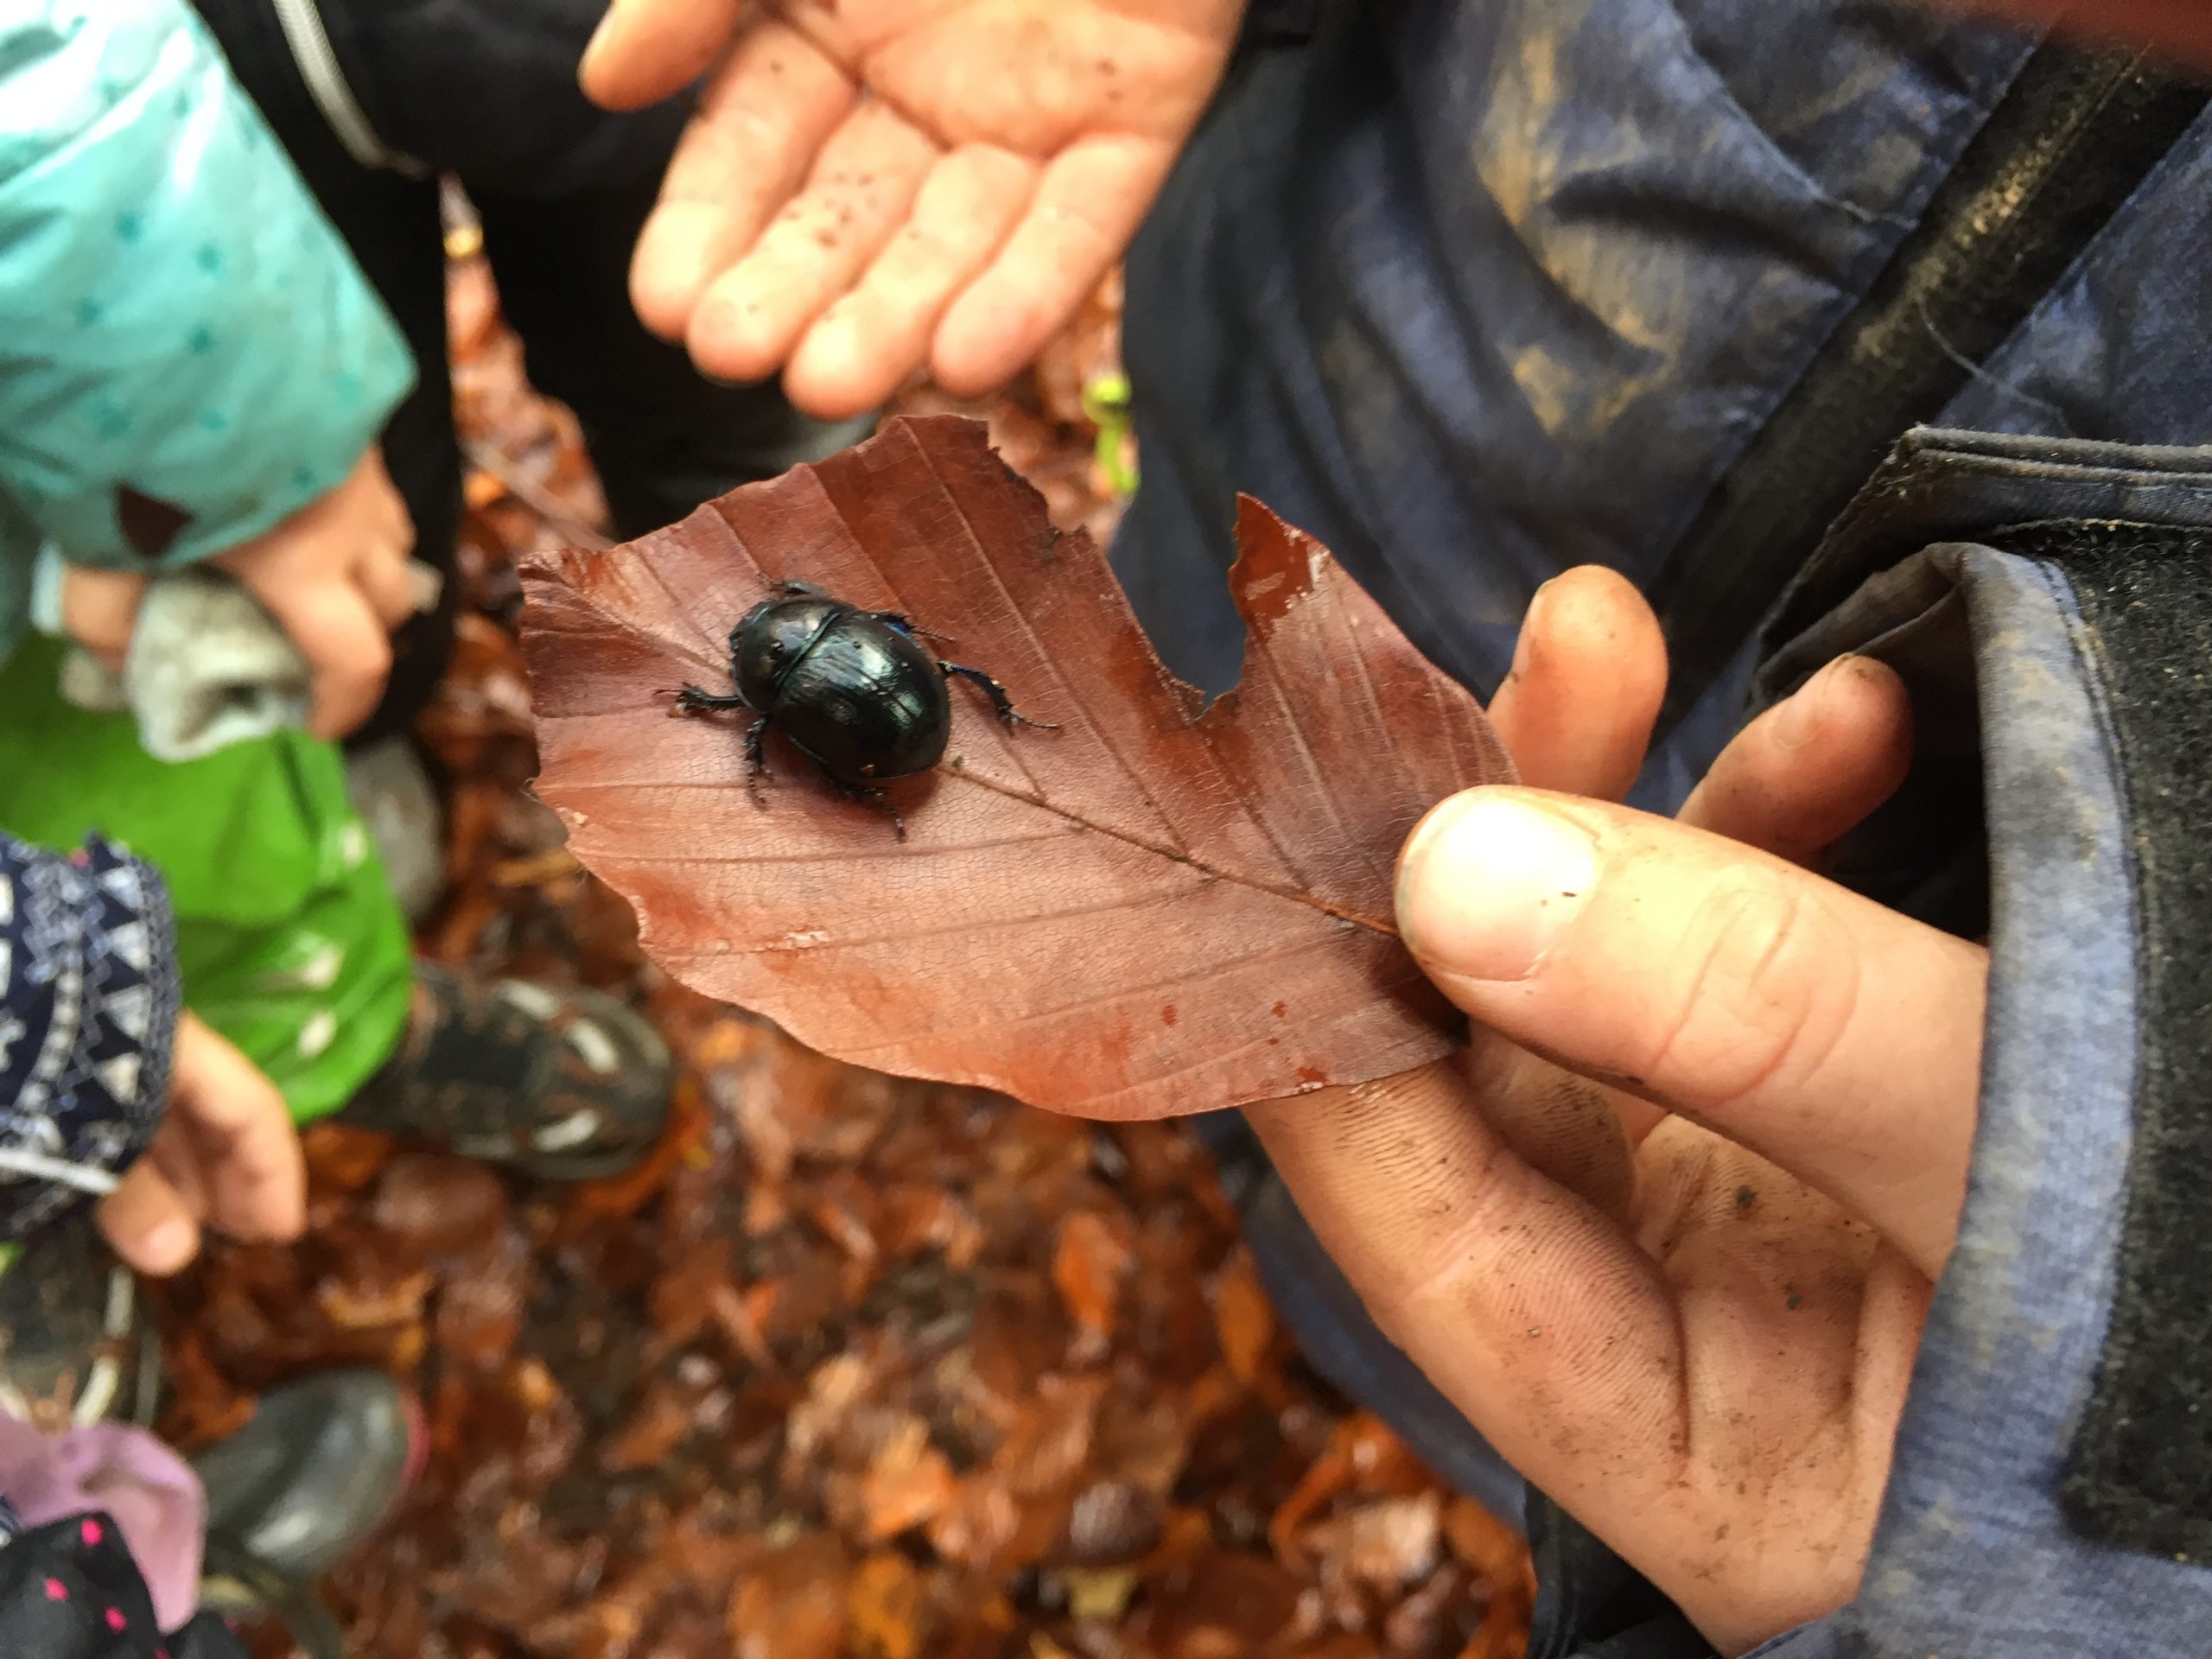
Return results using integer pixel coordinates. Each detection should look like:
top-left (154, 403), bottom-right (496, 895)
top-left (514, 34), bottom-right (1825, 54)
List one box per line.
top-left (944, 770), bottom-right (1395, 933)
top-left (834, 927), bottom-right (1335, 1058)
top-left (632, 539), bottom-right (728, 664)
top-left (1249, 620), bottom-right (1375, 895)
top-left (905, 429), bottom-right (1199, 855)
top-left (658, 883), bottom-right (1192, 957)
top-left (591, 830), bottom-right (1070, 868)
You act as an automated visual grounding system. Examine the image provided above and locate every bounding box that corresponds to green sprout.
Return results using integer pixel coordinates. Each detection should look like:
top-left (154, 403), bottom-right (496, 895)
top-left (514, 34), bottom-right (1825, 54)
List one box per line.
top-left (1081, 372), bottom-right (1139, 499)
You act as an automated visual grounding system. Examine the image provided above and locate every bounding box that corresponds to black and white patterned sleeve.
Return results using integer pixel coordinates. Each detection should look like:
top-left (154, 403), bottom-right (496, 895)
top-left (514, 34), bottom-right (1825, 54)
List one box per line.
top-left (0, 834), bottom-right (179, 1241)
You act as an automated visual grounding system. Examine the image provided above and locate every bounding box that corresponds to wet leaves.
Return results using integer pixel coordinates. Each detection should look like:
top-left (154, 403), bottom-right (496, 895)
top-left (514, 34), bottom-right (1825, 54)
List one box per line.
top-left (520, 416), bottom-right (1511, 1120)
top-left (173, 1004), bottom-right (1533, 1659)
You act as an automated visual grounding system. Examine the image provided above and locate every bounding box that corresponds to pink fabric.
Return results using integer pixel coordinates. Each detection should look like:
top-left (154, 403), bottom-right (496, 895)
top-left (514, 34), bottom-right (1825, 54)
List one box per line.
top-left (0, 1412), bottom-right (204, 1630)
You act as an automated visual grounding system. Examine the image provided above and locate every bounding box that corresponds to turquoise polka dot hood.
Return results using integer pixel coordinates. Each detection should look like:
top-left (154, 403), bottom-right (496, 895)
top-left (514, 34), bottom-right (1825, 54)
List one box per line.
top-left (0, 0), bottom-right (415, 662)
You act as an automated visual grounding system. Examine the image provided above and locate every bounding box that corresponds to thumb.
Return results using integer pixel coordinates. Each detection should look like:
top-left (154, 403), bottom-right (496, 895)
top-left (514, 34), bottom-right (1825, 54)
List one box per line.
top-left (95, 1160), bottom-right (201, 1277)
top-left (581, 0), bottom-right (745, 110)
top-left (1395, 788), bottom-right (1986, 1275)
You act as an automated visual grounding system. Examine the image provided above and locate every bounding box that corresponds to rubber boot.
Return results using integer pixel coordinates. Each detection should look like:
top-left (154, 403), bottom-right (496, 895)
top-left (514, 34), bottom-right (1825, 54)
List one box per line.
top-left (193, 1370), bottom-right (423, 1659)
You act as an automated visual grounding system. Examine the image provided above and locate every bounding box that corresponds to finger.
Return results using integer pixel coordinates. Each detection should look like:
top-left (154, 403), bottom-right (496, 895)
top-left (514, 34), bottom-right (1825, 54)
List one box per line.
top-left (931, 133), bottom-right (1178, 397)
top-left (1395, 789), bottom-right (1986, 1274)
top-left (166, 1014), bottom-right (305, 1244)
top-left (632, 22), bottom-right (858, 342)
top-left (60, 566), bottom-right (148, 669)
top-left (149, 1127), bottom-right (213, 1224)
top-left (1678, 655), bottom-right (1915, 866)
top-left (239, 579), bottom-right (392, 741)
top-left (1246, 1064), bottom-right (1688, 1519)
top-left (1459, 1027), bottom-right (1655, 1222)
top-left (687, 99), bottom-right (940, 385)
top-left (786, 143), bottom-right (1039, 419)
top-left (1486, 567), bottom-right (1668, 801)
top-left (335, 451), bottom-right (417, 628)
top-left (581, 0), bottom-right (744, 111)
top-left (359, 450), bottom-right (417, 557)
top-left (94, 1160), bottom-right (201, 1277)
top-left (354, 493), bottom-right (423, 626)
top-left (354, 542), bottom-right (421, 630)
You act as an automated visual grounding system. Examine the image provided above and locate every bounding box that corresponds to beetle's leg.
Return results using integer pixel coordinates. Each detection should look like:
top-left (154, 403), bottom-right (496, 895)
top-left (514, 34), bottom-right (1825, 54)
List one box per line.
top-left (874, 611), bottom-right (956, 646)
top-left (821, 778), bottom-right (906, 841)
top-left (742, 716), bottom-right (772, 807)
top-left (797, 752), bottom-right (909, 840)
top-left (674, 683), bottom-right (749, 714)
top-left (862, 788), bottom-right (907, 842)
top-left (941, 663), bottom-right (1059, 729)
top-left (773, 578), bottom-right (831, 600)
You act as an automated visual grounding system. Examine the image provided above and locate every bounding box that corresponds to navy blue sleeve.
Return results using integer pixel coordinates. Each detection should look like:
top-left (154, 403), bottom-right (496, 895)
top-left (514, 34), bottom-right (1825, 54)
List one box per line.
top-left (0, 834), bottom-right (178, 1241)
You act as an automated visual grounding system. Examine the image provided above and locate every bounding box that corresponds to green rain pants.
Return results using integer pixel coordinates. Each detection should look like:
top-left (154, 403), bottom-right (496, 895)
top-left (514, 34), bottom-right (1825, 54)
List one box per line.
top-left (0, 638), bottom-right (412, 1124)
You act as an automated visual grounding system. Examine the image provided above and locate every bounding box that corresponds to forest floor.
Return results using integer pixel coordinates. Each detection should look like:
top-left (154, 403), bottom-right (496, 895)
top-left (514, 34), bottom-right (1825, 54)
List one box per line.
top-left (152, 249), bottom-right (1535, 1659)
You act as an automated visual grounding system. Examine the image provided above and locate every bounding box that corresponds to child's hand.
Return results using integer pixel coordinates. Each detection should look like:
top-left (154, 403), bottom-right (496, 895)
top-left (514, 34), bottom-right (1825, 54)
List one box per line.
top-left (56, 564), bottom-right (148, 672)
top-left (93, 1013), bottom-right (306, 1277)
top-left (213, 448), bottom-right (419, 740)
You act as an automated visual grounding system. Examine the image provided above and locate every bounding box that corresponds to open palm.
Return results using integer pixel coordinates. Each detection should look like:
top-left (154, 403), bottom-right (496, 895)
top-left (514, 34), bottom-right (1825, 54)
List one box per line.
top-left (585, 0), bottom-right (1243, 416)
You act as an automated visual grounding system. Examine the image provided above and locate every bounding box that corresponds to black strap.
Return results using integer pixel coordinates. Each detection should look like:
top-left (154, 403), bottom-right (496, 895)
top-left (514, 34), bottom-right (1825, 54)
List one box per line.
top-left (1651, 41), bottom-right (2209, 736)
top-left (2030, 522), bottom-right (2212, 1566)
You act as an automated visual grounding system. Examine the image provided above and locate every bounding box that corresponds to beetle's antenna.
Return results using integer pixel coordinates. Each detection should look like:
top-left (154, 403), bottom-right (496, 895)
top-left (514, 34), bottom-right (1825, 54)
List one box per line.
top-left (877, 612), bottom-right (957, 646)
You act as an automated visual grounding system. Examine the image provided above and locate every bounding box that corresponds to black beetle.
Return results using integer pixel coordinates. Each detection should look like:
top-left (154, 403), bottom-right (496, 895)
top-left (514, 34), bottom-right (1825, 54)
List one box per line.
top-left (671, 581), bottom-right (1055, 837)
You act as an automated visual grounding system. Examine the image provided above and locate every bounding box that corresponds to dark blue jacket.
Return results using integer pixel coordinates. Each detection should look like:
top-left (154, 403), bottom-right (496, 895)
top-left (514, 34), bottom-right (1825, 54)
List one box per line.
top-left (1118, 4), bottom-right (2212, 1652)
top-left (1120, 1), bottom-right (2211, 795)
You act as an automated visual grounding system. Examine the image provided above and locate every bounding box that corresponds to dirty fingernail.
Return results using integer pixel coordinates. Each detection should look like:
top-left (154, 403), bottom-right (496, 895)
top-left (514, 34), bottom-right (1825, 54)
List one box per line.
top-left (1772, 655), bottom-right (1858, 751)
top-left (1397, 792), bottom-right (1598, 982)
top-left (1507, 578), bottom-right (1557, 682)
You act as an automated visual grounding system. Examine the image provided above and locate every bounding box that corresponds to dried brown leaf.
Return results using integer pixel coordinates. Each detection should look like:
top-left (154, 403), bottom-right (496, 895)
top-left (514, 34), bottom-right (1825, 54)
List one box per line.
top-left (992, 1373), bottom-right (1109, 1498)
top-left (848, 1552), bottom-right (927, 1659)
top-left (520, 416), bottom-right (1510, 1119)
top-left (1443, 1499), bottom-right (1536, 1659)
top-left (1063, 1479), bottom-right (1166, 1567)
top-left (602, 1376), bottom-right (699, 1471)
top-left (1144, 1550), bottom-right (1305, 1655)
top-left (370, 1153), bottom-right (510, 1260)
top-left (1212, 1246), bottom-right (1275, 1386)
top-left (727, 1535), bottom-right (849, 1659)
top-left (860, 1416), bottom-right (958, 1540)
top-left (1383, 1561), bottom-right (1472, 1659)
top-left (1052, 1210), bottom-right (1134, 1347)
top-left (301, 1122), bottom-right (396, 1193)
top-left (435, 1230), bottom-right (531, 1368)
top-left (1440, 1498), bottom-right (1531, 1596)
top-left (1305, 1492), bottom-right (1443, 1589)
